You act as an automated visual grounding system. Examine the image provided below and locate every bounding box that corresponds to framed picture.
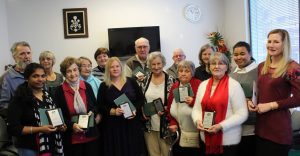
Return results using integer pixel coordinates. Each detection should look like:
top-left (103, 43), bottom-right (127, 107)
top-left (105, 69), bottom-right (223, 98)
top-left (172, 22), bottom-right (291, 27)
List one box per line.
top-left (63, 8), bottom-right (88, 38)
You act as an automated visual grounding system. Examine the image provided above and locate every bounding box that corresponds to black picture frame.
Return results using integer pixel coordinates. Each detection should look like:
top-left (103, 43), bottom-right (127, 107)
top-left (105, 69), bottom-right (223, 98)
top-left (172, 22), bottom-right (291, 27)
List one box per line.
top-left (63, 8), bottom-right (88, 39)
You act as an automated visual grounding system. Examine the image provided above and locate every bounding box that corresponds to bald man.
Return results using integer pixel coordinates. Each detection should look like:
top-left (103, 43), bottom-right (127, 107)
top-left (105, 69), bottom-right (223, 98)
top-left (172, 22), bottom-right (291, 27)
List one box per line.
top-left (166, 48), bottom-right (186, 79)
top-left (124, 37), bottom-right (151, 85)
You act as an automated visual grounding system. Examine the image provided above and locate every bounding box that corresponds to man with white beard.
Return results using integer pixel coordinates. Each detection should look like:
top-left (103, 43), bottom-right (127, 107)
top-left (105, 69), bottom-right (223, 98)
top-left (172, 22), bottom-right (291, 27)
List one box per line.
top-left (0, 41), bottom-right (32, 115)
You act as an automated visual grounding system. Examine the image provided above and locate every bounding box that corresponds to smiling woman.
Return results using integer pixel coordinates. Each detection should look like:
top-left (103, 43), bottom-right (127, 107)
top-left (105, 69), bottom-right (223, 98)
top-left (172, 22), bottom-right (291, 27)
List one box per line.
top-left (7, 63), bottom-right (65, 156)
top-left (192, 52), bottom-right (248, 156)
top-left (39, 51), bottom-right (63, 96)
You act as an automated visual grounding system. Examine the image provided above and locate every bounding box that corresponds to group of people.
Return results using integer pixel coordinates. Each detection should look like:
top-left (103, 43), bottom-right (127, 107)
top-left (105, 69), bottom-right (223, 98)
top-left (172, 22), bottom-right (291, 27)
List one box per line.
top-left (0, 28), bottom-right (299, 156)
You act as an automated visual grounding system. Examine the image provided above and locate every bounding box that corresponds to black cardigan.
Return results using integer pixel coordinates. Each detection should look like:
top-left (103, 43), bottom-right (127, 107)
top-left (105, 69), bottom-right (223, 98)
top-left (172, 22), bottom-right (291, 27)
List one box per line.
top-left (7, 83), bottom-right (56, 150)
top-left (54, 81), bottom-right (100, 147)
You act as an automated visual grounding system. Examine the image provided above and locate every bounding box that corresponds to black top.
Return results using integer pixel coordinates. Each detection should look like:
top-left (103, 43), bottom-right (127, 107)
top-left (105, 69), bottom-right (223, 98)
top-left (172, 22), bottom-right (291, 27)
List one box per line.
top-left (97, 77), bottom-right (146, 156)
top-left (194, 65), bottom-right (211, 81)
top-left (7, 82), bottom-right (59, 151)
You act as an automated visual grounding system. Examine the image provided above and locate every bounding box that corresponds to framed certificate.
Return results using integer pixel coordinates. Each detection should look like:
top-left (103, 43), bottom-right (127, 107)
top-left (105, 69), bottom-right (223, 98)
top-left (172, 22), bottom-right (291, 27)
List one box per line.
top-left (120, 102), bottom-right (134, 119)
top-left (179, 86), bottom-right (189, 103)
top-left (78, 115), bottom-right (90, 129)
top-left (46, 108), bottom-right (64, 127)
top-left (202, 111), bottom-right (215, 129)
top-left (153, 98), bottom-right (164, 112)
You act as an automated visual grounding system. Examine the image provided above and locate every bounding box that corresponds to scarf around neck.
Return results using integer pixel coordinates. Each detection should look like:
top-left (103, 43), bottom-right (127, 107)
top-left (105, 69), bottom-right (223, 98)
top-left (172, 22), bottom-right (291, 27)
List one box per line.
top-left (66, 79), bottom-right (87, 114)
top-left (201, 75), bottom-right (229, 154)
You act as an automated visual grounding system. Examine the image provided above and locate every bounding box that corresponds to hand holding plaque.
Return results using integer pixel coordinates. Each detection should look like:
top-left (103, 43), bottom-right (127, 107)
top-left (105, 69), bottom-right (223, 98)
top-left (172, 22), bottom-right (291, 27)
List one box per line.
top-left (45, 108), bottom-right (64, 127)
top-left (179, 86), bottom-right (189, 103)
top-left (120, 102), bottom-right (134, 119)
top-left (202, 111), bottom-right (215, 129)
top-left (78, 115), bottom-right (90, 129)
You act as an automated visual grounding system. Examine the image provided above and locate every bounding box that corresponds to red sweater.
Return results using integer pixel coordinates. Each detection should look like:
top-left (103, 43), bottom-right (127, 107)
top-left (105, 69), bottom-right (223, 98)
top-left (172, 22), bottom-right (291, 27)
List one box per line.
top-left (166, 78), bottom-right (201, 126)
top-left (256, 61), bottom-right (300, 145)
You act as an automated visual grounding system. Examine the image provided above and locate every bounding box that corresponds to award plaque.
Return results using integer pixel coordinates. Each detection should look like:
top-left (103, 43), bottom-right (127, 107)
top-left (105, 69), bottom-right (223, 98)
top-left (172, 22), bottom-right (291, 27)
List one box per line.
top-left (120, 102), bottom-right (134, 119)
top-left (179, 86), bottom-right (189, 103)
top-left (114, 93), bottom-right (136, 111)
top-left (202, 111), bottom-right (215, 129)
top-left (132, 66), bottom-right (145, 78)
top-left (143, 102), bottom-right (156, 117)
top-left (78, 115), bottom-right (89, 129)
top-left (135, 71), bottom-right (145, 78)
top-left (46, 108), bottom-right (64, 127)
top-left (252, 81), bottom-right (257, 106)
top-left (153, 98), bottom-right (164, 113)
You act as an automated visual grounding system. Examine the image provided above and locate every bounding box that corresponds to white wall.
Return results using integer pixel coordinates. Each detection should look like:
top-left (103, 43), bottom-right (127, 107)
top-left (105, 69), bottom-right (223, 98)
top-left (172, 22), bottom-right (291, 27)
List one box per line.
top-left (223, 0), bottom-right (250, 51)
top-left (3, 0), bottom-right (250, 74)
top-left (3, 0), bottom-right (226, 73)
top-left (0, 0), bottom-right (10, 74)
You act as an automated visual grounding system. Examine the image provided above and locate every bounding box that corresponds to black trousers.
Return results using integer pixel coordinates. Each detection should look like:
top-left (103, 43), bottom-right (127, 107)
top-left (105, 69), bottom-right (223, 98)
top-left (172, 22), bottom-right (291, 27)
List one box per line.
top-left (64, 139), bottom-right (99, 156)
top-left (256, 136), bottom-right (291, 156)
top-left (199, 140), bottom-right (238, 156)
top-left (237, 135), bottom-right (256, 156)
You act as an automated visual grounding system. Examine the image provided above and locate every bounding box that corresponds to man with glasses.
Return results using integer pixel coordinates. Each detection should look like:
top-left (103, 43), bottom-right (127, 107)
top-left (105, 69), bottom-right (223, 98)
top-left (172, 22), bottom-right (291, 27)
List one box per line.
top-left (124, 37), bottom-right (151, 85)
top-left (0, 41), bottom-right (32, 115)
top-left (166, 48), bottom-right (186, 79)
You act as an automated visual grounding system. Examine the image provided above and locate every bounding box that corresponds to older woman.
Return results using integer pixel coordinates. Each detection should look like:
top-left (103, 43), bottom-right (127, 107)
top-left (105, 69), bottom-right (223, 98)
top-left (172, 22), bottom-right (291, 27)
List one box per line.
top-left (8, 63), bottom-right (65, 156)
top-left (192, 52), bottom-right (248, 156)
top-left (167, 60), bottom-right (202, 156)
top-left (97, 57), bottom-right (146, 156)
top-left (142, 52), bottom-right (175, 156)
top-left (78, 56), bottom-right (102, 98)
top-left (92, 47), bottom-right (110, 81)
top-left (230, 41), bottom-right (258, 156)
top-left (55, 57), bottom-right (101, 156)
top-left (194, 44), bottom-right (213, 81)
top-left (249, 29), bottom-right (300, 156)
top-left (39, 51), bottom-right (63, 96)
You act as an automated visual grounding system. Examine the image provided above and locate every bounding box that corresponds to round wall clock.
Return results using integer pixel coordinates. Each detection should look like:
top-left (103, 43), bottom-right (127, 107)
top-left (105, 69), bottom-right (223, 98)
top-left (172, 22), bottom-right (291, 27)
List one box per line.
top-left (184, 4), bottom-right (201, 23)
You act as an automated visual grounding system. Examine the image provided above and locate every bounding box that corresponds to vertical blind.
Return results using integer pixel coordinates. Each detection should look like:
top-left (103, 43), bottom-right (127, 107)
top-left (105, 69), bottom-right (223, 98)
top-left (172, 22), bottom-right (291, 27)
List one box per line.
top-left (250, 0), bottom-right (299, 63)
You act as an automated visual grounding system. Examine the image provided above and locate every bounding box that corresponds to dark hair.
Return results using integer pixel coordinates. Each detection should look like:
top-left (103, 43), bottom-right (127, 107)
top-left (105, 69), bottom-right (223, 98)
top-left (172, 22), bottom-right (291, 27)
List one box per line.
top-left (14, 63), bottom-right (45, 101)
top-left (233, 41), bottom-right (255, 61)
top-left (94, 47), bottom-right (110, 60)
top-left (24, 63), bottom-right (45, 80)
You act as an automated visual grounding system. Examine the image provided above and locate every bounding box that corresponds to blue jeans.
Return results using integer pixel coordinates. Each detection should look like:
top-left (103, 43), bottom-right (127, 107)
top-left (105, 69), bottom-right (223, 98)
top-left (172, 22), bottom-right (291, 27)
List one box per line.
top-left (18, 148), bottom-right (37, 156)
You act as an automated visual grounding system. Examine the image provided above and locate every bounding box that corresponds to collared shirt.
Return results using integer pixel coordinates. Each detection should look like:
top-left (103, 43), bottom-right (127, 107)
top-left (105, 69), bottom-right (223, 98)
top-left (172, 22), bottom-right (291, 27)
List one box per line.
top-left (80, 75), bottom-right (102, 98)
top-left (233, 61), bottom-right (258, 74)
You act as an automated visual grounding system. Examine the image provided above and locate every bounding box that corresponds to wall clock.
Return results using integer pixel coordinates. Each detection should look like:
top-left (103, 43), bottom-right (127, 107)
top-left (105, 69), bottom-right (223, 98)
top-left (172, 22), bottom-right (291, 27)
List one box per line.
top-left (184, 4), bottom-right (201, 23)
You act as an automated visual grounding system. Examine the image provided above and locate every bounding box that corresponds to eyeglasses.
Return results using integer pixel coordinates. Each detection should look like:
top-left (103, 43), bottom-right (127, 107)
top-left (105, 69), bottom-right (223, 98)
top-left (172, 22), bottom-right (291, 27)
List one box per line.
top-left (174, 55), bottom-right (185, 58)
top-left (136, 45), bottom-right (149, 49)
top-left (210, 62), bottom-right (226, 66)
top-left (81, 65), bottom-right (92, 68)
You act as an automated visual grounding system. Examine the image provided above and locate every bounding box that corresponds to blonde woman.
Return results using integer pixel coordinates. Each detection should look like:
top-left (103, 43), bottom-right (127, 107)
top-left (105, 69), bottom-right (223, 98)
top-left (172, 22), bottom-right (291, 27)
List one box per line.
top-left (249, 29), bottom-right (300, 156)
top-left (97, 57), bottom-right (146, 156)
top-left (39, 51), bottom-right (63, 95)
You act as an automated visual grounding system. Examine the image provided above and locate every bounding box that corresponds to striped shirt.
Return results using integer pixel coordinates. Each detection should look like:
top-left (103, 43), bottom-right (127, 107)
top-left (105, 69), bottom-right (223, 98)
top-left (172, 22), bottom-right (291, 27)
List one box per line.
top-left (92, 66), bottom-right (105, 81)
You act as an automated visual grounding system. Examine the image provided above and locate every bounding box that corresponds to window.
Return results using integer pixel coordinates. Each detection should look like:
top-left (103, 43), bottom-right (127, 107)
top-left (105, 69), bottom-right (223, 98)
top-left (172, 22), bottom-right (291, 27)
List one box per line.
top-left (250, 0), bottom-right (299, 63)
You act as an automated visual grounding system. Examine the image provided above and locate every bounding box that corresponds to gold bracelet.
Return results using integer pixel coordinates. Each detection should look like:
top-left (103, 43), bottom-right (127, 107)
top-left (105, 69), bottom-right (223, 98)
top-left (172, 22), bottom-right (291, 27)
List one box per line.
top-left (30, 126), bottom-right (33, 134)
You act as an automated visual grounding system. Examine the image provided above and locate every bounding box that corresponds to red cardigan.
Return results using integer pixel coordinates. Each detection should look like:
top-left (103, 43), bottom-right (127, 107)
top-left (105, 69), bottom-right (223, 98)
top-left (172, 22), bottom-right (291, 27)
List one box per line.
top-left (166, 78), bottom-right (201, 126)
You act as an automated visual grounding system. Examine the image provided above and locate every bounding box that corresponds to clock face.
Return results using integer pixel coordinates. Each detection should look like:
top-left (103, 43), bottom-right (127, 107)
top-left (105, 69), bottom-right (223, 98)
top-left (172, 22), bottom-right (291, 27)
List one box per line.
top-left (184, 4), bottom-right (201, 23)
